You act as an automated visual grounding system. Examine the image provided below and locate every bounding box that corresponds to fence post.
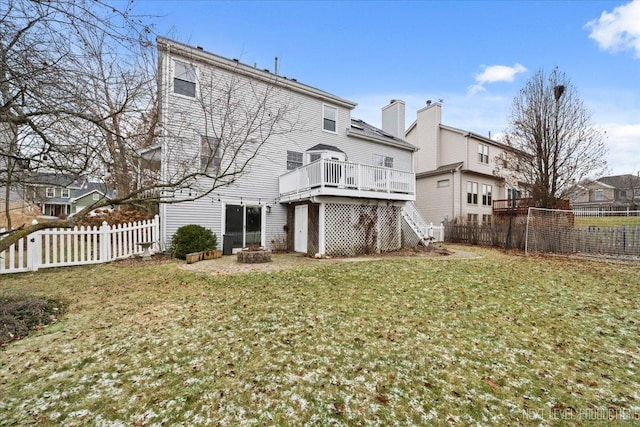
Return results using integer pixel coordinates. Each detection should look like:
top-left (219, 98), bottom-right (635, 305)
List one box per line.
top-left (440, 222), bottom-right (445, 242)
top-left (153, 214), bottom-right (160, 252)
top-left (28, 219), bottom-right (41, 271)
top-left (100, 221), bottom-right (111, 262)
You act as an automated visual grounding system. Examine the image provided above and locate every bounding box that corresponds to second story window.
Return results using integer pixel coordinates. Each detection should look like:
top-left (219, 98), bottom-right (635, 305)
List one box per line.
top-left (373, 154), bottom-right (393, 168)
top-left (594, 189), bottom-right (604, 201)
top-left (482, 184), bottom-right (492, 206)
top-left (323, 105), bottom-right (337, 133)
top-left (61, 189), bottom-right (70, 198)
top-left (286, 151), bottom-right (303, 170)
top-left (201, 136), bottom-right (221, 174)
top-left (174, 61), bottom-right (196, 97)
top-left (478, 144), bottom-right (489, 164)
top-left (467, 181), bottom-right (478, 204)
top-left (46, 188), bottom-right (55, 198)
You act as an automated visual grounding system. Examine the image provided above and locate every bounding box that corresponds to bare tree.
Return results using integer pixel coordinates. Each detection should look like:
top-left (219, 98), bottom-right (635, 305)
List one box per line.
top-left (502, 68), bottom-right (607, 208)
top-left (75, 29), bottom-right (159, 198)
top-left (0, 5), bottom-right (301, 253)
top-left (0, 0), bottom-right (154, 249)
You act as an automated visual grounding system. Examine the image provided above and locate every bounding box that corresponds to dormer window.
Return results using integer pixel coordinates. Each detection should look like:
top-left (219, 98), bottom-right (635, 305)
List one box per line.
top-left (323, 105), bottom-right (337, 133)
top-left (174, 61), bottom-right (196, 97)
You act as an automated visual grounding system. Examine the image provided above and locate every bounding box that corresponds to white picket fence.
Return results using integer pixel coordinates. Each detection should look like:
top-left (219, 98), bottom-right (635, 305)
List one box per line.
top-left (0, 215), bottom-right (160, 274)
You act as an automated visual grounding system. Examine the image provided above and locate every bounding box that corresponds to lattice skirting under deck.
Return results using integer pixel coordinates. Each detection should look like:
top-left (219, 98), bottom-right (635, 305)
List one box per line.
top-left (324, 203), bottom-right (402, 256)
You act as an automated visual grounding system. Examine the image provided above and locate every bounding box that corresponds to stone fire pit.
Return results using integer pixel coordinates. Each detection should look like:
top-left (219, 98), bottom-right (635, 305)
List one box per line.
top-left (237, 247), bottom-right (272, 263)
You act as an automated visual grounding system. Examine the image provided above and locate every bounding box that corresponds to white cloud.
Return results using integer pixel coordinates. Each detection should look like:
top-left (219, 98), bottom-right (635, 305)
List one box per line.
top-left (467, 63), bottom-right (527, 95)
top-left (601, 123), bottom-right (640, 174)
top-left (585, 0), bottom-right (640, 57)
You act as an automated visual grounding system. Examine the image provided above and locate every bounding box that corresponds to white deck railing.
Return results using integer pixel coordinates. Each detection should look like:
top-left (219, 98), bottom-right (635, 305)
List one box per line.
top-left (401, 202), bottom-right (445, 243)
top-left (279, 158), bottom-right (415, 198)
top-left (0, 215), bottom-right (160, 274)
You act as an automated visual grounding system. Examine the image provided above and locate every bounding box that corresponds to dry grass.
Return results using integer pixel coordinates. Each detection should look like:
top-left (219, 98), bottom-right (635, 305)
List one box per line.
top-left (575, 215), bottom-right (640, 228)
top-left (1, 245), bottom-right (639, 425)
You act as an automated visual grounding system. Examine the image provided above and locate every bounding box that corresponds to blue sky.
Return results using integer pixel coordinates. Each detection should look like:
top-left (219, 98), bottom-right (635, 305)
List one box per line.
top-left (131, 0), bottom-right (640, 176)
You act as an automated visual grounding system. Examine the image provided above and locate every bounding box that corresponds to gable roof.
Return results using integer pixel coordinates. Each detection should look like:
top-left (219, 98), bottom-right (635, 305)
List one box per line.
top-left (416, 162), bottom-right (464, 179)
top-left (24, 173), bottom-right (85, 189)
top-left (597, 174), bottom-right (640, 190)
top-left (439, 124), bottom-right (510, 150)
top-left (348, 119), bottom-right (417, 152)
top-left (71, 182), bottom-right (112, 201)
top-left (306, 144), bottom-right (345, 153)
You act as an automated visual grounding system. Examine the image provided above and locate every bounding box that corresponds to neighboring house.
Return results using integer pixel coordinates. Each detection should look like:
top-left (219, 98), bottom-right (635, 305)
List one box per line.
top-left (156, 37), bottom-right (420, 256)
top-left (403, 101), bottom-right (520, 224)
top-left (23, 173), bottom-right (111, 218)
top-left (69, 183), bottom-right (113, 216)
top-left (570, 174), bottom-right (640, 213)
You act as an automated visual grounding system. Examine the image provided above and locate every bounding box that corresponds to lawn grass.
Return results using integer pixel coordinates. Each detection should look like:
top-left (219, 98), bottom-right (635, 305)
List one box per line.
top-left (1, 246), bottom-right (639, 426)
top-left (575, 215), bottom-right (640, 228)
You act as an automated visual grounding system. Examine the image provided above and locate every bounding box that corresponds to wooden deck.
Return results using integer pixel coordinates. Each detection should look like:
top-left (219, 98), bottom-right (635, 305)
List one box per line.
top-left (492, 198), bottom-right (571, 216)
top-left (492, 198), bottom-right (534, 216)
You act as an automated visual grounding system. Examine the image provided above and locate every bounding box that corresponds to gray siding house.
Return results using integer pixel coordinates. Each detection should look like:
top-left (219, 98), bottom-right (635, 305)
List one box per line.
top-left (156, 38), bottom-right (419, 256)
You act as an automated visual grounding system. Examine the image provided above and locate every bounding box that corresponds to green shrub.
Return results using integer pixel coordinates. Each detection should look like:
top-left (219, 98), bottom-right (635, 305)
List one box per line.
top-left (170, 224), bottom-right (218, 259)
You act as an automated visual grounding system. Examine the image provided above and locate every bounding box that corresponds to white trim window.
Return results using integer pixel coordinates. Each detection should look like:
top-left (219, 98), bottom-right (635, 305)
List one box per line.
top-left (322, 104), bottom-right (337, 133)
top-left (437, 179), bottom-right (450, 188)
top-left (46, 188), bottom-right (55, 198)
top-left (201, 136), bottom-right (221, 174)
top-left (373, 154), bottom-right (393, 168)
top-left (594, 189), bottom-right (604, 201)
top-left (481, 184), bottom-right (492, 206)
top-left (467, 181), bottom-right (478, 204)
top-left (174, 60), bottom-right (196, 97)
top-left (478, 143), bottom-right (489, 164)
top-left (286, 151), bottom-right (303, 170)
top-left (61, 188), bottom-right (70, 198)
top-left (93, 193), bottom-right (100, 201)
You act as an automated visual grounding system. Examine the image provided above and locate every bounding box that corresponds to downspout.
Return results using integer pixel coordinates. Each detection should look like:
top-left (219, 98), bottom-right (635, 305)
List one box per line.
top-left (452, 168), bottom-right (456, 221)
top-left (160, 44), bottom-right (170, 251)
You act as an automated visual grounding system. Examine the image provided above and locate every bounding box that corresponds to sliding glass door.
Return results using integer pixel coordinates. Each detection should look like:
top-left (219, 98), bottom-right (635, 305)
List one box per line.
top-left (225, 204), bottom-right (263, 249)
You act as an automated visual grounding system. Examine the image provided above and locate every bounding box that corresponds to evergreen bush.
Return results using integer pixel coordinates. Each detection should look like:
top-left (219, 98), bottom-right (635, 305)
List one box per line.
top-left (170, 225), bottom-right (218, 259)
